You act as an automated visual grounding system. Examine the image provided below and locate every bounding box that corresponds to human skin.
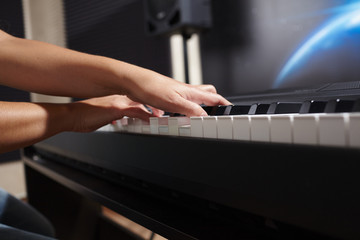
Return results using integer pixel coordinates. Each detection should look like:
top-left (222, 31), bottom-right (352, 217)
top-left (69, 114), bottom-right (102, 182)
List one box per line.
top-left (0, 30), bottom-right (231, 153)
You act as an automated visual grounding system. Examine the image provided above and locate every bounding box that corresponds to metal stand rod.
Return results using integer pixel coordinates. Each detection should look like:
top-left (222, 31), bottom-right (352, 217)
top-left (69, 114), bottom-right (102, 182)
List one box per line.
top-left (182, 32), bottom-right (192, 84)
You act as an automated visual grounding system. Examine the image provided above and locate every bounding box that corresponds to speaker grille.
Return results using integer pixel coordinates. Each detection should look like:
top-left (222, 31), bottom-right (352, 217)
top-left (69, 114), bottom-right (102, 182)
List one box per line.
top-left (64, 0), bottom-right (171, 77)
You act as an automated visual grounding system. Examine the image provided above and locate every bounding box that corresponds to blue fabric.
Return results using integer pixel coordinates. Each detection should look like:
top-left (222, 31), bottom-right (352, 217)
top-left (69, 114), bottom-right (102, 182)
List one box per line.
top-left (0, 224), bottom-right (55, 240)
top-left (0, 189), bottom-right (7, 217)
top-left (0, 188), bottom-right (56, 239)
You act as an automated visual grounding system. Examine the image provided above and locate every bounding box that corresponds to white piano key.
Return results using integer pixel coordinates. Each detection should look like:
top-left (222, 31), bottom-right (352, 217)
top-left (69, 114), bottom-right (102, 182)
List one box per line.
top-left (168, 117), bottom-right (191, 136)
top-left (232, 116), bottom-right (251, 141)
top-left (119, 117), bottom-right (129, 132)
top-left (318, 113), bottom-right (349, 147)
top-left (158, 117), bottom-right (169, 135)
top-left (179, 125), bottom-right (191, 137)
top-left (293, 114), bottom-right (319, 145)
top-left (203, 116), bottom-right (218, 139)
top-left (140, 119), bottom-right (150, 134)
top-left (190, 117), bottom-right (204, 138)
top-left (217, 116), bottom-right (233, 140)
top-left (159, 117), bottom-right (169, 125)
top-left (96, 124), bottom-right (111, 132)
top-left (150, 117), bottom-right (159, 134)
top-left (349, 113), bottom-right (360, 148)
top-left (150, 116), bottom-right (169, 134)
top-left (250, 115), bottom-right (271, 142)
top-left (133, 118), bottom-right (143, 133)
top-left (127, 118), bottom-right (136, 132)
top-left (111, 120), bottom-right (122, 132)
top-left (270, 115), bottom-right (294, 144)
top-left (158, 125), bottom-right (169, 135)
top-left (120, 117), bottom-right (129, 125)
top-left (142, 125), bottom-right (151, 134)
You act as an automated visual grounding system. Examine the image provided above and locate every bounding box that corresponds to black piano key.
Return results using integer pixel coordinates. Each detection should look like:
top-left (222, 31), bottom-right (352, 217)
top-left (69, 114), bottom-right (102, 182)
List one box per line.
top-left (300, 100), bottom-right (327, 114)
top-left (248, 104), bottom-right (257, 115)
top-left (201, 105), bottom-right (233, 116)
top-left (325, 99), bottom-right (355, 113)
top-left (276, 102), bottom-right (303, 114)
top-left (309, 101), bottom-right (327, 113)
top-left (248, 103), bottom-right (270, 115)
top-left (352, 99), bottom-right (360, 112)
top-left (229, 105), bottom-right (251, 115)
top-left (202, 106), bottom-right (215, 115)
top-left (299, 101), bottom-right (311, 114)
top-left (324, 100), bottom-right (337, 113)
top-left (256, 104), bottom-right (270, 114)
top-left (169, 112), bottom-right (186, 117)
top-left (267, 103), bottom-right (277, 114)
top-left (213, 105), bottom-right (233, 116)
top-left (335, 100), bottom-right (355, 113)
top-left (267, 102), bottom-right (303, 114)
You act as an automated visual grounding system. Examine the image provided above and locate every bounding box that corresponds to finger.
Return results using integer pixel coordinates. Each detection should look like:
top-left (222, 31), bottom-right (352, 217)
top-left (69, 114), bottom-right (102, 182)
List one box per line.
top-left (113, 102), bottom-right (157, 121)
top-left (193, 84), bottom-right (217, 94)
top-left (121, 107), bottom-right (155, 121)
top-left (146, 106), bottom-right (164, 117)
top-left (203, 93), bottom-right (232, 106)
top-left (189, 88), bottom-right (232, 106)
top-left (165, 96), bottom-right (208, 117)
top-left (158, 89), bottom-right (231, 116)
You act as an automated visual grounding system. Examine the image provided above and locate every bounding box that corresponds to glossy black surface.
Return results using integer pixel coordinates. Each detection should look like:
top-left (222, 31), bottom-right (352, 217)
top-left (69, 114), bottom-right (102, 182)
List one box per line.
top-left (267, 102), bottom-right (303, 114)
top-left (30, 131), bottom-right (360, 240)
top-left (24, 148), bottom-right (276, 240)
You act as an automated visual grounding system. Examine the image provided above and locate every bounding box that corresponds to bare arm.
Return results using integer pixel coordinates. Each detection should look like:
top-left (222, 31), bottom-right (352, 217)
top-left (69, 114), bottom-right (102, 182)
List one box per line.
top-left (0, 29), bottom-right (231, 153)
top-left (0, 95), bottom-right (157, 153)
top-left (0, 30), bottom-right (231, 116)
top-left (0, 30), bottom-right (130, 98)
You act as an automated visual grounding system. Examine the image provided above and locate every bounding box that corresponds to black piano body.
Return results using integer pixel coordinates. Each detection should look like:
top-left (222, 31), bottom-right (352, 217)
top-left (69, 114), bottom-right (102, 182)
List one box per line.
top-left (22, 81), bottom-right (360, 240)
top-left (24, 128), bottom-right (360, 240)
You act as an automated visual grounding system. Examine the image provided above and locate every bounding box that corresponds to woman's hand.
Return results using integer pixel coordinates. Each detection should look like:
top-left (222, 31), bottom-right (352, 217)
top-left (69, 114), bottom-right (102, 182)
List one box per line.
top-left (107, 62), bottom-right (232, 117)
top-left (68, 95), bottom-right (163, 133)
top-left (0, 95), bottom-right (161, 153)
top-left (0, 30), bottom-right (231, 117)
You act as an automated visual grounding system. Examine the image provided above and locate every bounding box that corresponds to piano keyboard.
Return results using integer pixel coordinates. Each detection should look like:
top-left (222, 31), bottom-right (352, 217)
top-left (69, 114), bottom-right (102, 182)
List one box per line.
top-left (97, 99), bottom-right (360, 149)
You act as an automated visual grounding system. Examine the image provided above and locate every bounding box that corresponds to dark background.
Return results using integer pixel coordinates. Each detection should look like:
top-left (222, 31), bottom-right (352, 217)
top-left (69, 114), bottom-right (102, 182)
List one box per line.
top-left (200, 0), bottom-right (360, 97)
top-left (63, 0), bottom-right (360, 98)
top-left (63, 0), bottom-right (172, 77)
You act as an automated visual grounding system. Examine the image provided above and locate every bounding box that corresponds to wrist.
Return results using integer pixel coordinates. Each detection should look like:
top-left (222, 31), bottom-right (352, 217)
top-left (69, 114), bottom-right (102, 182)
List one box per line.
top-left (94, 57), bottom-right (134, 96)
top-left (37, 102), bottom-right (75, 134)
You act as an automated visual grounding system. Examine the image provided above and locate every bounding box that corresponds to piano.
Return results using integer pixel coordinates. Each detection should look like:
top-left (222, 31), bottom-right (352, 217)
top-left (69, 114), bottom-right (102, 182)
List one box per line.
top-left (24, 81), bottom-right (360, 240)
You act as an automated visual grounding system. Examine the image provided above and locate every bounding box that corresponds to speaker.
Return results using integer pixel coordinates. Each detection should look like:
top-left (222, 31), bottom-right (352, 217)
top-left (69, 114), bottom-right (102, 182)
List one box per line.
top-left (143, 0), bottom-right (212, 36)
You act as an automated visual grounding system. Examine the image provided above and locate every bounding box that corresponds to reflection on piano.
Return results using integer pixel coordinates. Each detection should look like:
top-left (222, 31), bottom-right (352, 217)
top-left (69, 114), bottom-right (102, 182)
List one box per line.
top-left (26, 85), bottom-right (360, 240)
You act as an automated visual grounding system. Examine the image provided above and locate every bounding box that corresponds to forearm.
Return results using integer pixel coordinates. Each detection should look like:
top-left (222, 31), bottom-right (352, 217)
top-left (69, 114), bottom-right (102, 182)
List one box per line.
top-left (0, 101), bottom-right (73, 153)
top-left (0, 30), bottom-right (231, 117)
top-left (0, 31), bottom-right (135, 98)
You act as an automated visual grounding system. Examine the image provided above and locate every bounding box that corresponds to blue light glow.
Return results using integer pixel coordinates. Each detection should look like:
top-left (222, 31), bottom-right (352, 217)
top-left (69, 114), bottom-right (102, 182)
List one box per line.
top-left (273, 2), bottom-right (360, 88)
